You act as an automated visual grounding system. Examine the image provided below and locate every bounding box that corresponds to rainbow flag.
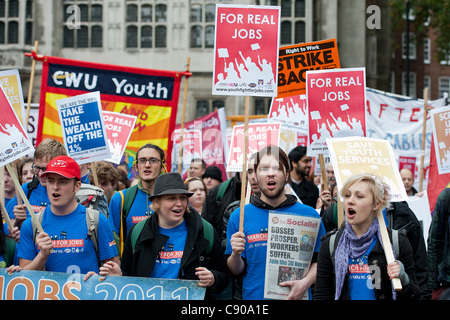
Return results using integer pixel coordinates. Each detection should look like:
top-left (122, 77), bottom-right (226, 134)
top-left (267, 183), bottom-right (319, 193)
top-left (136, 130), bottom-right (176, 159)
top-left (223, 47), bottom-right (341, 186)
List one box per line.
top-left (37, 56), bottom-right (184, 171)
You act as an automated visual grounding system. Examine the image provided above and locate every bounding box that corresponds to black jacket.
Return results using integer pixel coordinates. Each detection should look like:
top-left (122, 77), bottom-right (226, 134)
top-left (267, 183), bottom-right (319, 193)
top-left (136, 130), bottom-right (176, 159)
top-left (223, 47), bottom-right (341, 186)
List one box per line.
top-left (314, 227), bottom-right (421, 300)
top-left (321, 201), bottom-right (431, 299)
top-left (203, 175), bottom-right (242, 234)
top-left (120, 210), bottom-right (228, 299)
top-left (290, 178), bottom-right (319, 209)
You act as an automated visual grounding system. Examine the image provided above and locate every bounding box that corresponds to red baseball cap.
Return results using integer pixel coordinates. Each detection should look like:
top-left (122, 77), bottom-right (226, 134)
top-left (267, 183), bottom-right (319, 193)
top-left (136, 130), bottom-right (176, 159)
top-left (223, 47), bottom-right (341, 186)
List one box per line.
top-left (40, 155), bottom-right (81, 180)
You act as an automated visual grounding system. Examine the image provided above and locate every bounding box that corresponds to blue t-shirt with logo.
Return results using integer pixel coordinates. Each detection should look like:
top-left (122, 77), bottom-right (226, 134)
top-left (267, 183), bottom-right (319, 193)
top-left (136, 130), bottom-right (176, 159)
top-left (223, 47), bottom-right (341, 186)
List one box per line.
top-left (150, 221), bottom-right (188, 279)
top-left (7, 181), bottom-right (49, 219)
top-left (109, 186), bottom-right (153, 236)
top-left (348, 237), bottom-right (377, 300)
top-left (18, 203), bottom-right (118, 274)
top-left (225, 202), bottom-right (326, 300)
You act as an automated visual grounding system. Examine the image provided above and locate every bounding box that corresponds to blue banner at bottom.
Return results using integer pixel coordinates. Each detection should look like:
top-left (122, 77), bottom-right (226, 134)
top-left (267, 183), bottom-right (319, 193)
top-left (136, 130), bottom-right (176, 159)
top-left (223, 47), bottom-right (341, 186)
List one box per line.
top-left (0, 269), bottom-right (206, 300)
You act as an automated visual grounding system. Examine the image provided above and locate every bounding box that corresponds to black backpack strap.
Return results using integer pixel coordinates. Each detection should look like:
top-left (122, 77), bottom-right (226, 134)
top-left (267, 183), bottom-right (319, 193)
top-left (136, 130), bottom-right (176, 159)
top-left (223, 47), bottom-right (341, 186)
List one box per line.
top-left (27, 175), bottom-right (40, 199)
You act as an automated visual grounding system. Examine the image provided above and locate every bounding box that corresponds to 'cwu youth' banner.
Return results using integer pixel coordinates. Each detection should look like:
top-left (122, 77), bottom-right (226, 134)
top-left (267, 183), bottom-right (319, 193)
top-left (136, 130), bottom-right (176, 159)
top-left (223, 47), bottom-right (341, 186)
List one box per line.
top-left (37, 56), bottom-right (185, 170)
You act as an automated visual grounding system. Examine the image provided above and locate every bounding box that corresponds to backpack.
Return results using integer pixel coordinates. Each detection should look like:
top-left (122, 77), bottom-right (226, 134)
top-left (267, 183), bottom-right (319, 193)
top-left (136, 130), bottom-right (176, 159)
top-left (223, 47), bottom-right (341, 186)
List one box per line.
top-left (32, 208), bottom-right (101, 267)
top-left (130, 217), bottom-right (214, 255)
top-left (328, 228), bottom-right (401, 266)
top-left (220, 200), bottom-right (240, 250)
top-left (76, 183), bottom-right (109, 218)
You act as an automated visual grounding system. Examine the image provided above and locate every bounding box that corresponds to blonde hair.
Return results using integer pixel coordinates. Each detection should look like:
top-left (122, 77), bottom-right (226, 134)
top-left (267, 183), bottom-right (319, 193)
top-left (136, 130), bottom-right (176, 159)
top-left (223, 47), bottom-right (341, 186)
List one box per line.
top-left (340, 173), bottom-right (391, 216)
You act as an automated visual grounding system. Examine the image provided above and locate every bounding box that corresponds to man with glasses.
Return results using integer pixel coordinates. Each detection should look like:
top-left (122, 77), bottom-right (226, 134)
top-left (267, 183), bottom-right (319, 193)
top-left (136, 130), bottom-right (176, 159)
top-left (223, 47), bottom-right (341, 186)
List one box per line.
top-left (108, 143), bottom-right (166, 256)
top-left (6, 139), bottom-right (67, 229)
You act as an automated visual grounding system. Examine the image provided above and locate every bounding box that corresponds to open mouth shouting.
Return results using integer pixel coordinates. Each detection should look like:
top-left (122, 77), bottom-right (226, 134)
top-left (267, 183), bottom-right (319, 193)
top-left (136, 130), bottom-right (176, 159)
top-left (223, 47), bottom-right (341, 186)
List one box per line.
top-left (52, 192), bottom-right (62, 201)
top-left (347, 207), bottom-right (356, 219)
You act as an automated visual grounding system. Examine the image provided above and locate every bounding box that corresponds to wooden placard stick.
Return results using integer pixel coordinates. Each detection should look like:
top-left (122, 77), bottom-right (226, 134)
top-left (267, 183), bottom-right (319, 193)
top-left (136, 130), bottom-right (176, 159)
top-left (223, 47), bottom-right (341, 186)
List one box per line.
top-left (25, 40), bottom-right (39, 129)
top-left (90, 162), bottom-right (99, 186)
top-left (419, 87), bottom-right (429, 192)
top-left (5, 163), bottom-right (44, 234)
top-left (377, 211), bottom-right (402, 291)
top-left (13, 161), bottom-right (22, 206)
top-left (239, 96), bottom-right (250, 233)
top-left (337, 193), bottom-right (344, 228)
top-left (318, 154), bottom-right (329, 191)
top-left (177, 57), bottom-right (191, 174)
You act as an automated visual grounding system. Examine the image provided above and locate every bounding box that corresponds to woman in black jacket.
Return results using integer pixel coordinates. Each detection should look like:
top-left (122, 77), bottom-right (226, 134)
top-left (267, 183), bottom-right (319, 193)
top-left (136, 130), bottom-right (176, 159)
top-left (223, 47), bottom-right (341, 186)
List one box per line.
top-left (97, 173), bottom-right (228, 299)
top-left (314, 173), bottom-right (421, 300)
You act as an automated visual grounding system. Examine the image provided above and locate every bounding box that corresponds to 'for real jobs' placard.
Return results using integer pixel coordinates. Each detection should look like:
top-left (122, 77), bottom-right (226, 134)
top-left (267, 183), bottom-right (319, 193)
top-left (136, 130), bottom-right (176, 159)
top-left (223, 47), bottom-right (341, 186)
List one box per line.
top-left (57, 91), bottom-right (110, 164)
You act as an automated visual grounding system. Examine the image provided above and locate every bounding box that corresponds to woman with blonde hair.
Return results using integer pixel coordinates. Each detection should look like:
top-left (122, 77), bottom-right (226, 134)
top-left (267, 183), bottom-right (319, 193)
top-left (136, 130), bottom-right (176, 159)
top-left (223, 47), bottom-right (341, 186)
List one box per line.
top-left (314, 173), bottom-right (421, 300)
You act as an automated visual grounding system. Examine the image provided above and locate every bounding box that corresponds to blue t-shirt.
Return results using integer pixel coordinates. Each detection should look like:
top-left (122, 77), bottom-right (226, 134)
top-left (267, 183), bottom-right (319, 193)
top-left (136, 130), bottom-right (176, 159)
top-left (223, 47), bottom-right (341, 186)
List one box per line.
top-left (6, 181), bottom-right (49, 219)
top-left (150, 221), bottom-right (188, 279)
top-left (18, 203), bottom-right (118, 274)
top-left (348, 237), bottom-right (377, 300)
top-left (225, 202), bottom-right (326, 300)
top-left (109, 186), bottom-right (154, 236)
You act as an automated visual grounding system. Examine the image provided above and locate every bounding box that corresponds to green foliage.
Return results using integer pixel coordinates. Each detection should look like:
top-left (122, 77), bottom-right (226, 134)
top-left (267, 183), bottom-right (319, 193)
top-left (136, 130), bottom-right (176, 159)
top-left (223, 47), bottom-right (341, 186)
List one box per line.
top-left (390, 0), bottom-right (450, 61)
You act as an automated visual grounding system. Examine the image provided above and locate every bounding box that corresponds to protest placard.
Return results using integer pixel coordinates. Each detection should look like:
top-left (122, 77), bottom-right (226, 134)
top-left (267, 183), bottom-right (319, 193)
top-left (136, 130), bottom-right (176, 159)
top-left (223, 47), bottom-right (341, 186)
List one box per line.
top-left (0, 84), bottom-right (34, 166)
top-left (277, 38), bottom-right (340, 98)
top-left (406, 191), bottom-right (431, 248)
top-left (171, 129), bottom-right (202, 176)
top-left (264, 211), bottom-right (320, 300)
top-left (306, 68), bottom-right (366, 156)
top-left (174, 108), bottom-right (228, 181)
top-left (227, 123), bottom-right (280, 172)
top-left (0, 269), bottom-right (205, 300)
top-left (0, 69), bottom-right (25, 126)
top-left (268, 94), bottom-right (308, 134)
top-left (429, 105), bottom-right (450, 174)
top-left (327, 136), bottom-right (408, 202)
top-left (398, 156), bottom-right (417, 177)
top-left (102, 111), bottom-right (137, 165)
top-left (57, 91), bottom-right (111, 164)
top-left (212, 4), bottom-right (280, 97)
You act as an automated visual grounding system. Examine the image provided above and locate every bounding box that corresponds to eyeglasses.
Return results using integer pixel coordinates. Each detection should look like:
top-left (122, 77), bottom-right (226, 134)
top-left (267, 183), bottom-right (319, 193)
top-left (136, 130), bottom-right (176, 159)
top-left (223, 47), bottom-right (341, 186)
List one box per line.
top-left (31, 163), bottom-right (46, 173)
top-left (135, 157), bottom-right (161, 165)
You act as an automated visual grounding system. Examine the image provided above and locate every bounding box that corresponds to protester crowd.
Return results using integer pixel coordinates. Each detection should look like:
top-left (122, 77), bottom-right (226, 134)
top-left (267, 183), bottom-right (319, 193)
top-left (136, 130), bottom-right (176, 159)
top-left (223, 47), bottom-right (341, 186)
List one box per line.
top-left (1, 138), bottom-right (449, 300)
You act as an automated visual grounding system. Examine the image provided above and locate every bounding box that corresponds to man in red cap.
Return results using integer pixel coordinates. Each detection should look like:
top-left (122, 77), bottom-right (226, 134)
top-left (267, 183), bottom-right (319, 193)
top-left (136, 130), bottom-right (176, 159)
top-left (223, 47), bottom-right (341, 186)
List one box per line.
top-left (12, 155), bottom-right (119, 275)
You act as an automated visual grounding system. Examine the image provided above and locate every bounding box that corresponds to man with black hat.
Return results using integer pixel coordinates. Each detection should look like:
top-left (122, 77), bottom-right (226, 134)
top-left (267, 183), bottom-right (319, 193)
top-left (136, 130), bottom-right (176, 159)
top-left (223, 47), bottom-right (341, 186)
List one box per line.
top-left (95, 172), bottom-right (228, 299)
top-left (202, 165), bottom-right (223, 192)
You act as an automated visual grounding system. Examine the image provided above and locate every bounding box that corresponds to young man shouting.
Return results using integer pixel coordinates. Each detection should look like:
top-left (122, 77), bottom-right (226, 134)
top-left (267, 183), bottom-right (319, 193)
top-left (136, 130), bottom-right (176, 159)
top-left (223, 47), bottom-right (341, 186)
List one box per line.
top-left (13, 155), bottom-right (119, 274)
top-left (226, 145), bottom-right (326, 300)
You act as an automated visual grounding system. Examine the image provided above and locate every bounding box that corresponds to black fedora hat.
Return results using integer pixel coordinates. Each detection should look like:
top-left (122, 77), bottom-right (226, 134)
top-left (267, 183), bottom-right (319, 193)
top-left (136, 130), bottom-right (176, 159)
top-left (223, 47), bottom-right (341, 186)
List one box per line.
top-left (149, 173), bottom-right (194, 201)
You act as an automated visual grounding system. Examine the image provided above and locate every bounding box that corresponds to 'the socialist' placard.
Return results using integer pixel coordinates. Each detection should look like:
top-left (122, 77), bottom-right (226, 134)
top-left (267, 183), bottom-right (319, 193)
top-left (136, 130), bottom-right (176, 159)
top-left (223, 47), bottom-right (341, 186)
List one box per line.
top-left (213, 4), bottom-right (280, 97)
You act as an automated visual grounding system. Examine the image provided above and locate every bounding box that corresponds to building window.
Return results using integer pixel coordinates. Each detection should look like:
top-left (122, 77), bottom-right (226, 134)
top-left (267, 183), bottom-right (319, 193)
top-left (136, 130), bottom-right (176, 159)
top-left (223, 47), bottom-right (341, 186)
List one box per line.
top-left (265, 0), bottom-right (313, 45)
top-left (63, 0), bottom-right (103, 48)
top-left (401, 32), bottom-right (416, 60)
top-left (255, 98), bottom-right (271, 115)
top-left (24, 0), bottom-right (33, 45)
top-left (190, 1), bottom-right (215, 49)
top-left (0, 0), bottom-right (21, 44)
top-left (423, 38), bottom-right (430, 64)
top-left (126, 1), bottom-right (167, 49)
top-left (439, 77), bottom-right (450, 98)
top-left (402, 71), bottom-right (416, 98)
top-left (195, 99), bottom-right (225, 117)
top-left (424, 75), bottom-right (430, 97)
